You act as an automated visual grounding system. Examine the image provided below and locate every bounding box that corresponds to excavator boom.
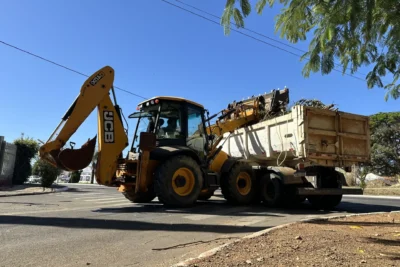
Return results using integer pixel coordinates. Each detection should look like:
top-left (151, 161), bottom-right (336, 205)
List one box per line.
top-left (205, 88), bottom-right (289, 159)
top-left (39, 66), bottom-right (128, 185)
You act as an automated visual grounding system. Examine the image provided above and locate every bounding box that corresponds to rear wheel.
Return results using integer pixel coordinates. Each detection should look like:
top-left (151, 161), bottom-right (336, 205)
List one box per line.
top-left (308, 194), bottom-right (342, 210)
top-left (221, 162), bottom-right (258, 205)
top-left (154, 155), bottom-right (203, 208)
top-left (122, 185), bottom-right (156, 203)
top-left (260, 173), bottom-right (284, 207)
top-left (307, 167), bottom-right (343, 210)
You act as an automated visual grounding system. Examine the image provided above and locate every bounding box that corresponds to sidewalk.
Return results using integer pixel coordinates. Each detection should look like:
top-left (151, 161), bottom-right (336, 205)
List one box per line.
top-left (0, 184), bottom-right (69, 197)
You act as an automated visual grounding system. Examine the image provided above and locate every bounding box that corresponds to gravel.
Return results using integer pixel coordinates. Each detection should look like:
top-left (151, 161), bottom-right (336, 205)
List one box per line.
top-left (187, 212), bottom-right (400, 267)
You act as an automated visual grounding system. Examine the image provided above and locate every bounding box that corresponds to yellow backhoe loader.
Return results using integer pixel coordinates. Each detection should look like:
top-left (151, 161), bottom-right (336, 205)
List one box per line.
top-left (39, 66), bottom-right (368, 209)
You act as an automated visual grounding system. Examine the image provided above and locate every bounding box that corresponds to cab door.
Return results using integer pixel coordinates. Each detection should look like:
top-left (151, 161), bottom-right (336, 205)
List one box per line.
top-left (186, 105), bottom-right (207, 160)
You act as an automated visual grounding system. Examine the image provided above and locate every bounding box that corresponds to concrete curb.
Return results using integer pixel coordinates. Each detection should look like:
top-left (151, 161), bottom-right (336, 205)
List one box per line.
top-left (0, 186), bottom-right (69, 197)
top-left (171, 210), bottom-right (400, 267)
top-left (345, 194), bottom-right (400, 200)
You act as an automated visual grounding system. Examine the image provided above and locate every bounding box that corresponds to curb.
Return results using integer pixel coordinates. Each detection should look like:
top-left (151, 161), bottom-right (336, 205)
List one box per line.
top-left (171, 210), bottom-right (400, 267)
top-left (345, 194), bottom-right (400, 200)
top-left (0, 186), bottom-right (69, 197)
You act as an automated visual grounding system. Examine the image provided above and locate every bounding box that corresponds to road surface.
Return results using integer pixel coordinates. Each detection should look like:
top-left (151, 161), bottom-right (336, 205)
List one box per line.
top-left (0, 184), bottom-right (399, 267)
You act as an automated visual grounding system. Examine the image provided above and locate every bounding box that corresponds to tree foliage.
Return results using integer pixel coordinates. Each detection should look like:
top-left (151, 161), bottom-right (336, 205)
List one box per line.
top-left (69, 170), bottom-right (82, 183)
top-left (32, 159), bottom-right (62, 187)
top-left (221, 0), bottom-right (400, 101)
top-left (368, 111), bottom-right (400, 176)
top-left (12, 137), bottom-right (39, 185)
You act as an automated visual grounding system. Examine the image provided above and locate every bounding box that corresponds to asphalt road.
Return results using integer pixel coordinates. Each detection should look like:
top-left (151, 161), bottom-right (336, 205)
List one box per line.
top-left (0, 184), bottom-right (399, 267)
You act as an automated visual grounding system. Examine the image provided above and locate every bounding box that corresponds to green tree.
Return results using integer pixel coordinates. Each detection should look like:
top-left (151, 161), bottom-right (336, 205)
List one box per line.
top-left (367, 111), bottom-right (400, 176)
top-left (12, 137), bottom-right (39, 185)
top-left (221, 0), bottom-right (400, 100)
top-left (32, 159), bottom-right (62, 187)
top-left (69, 170), bottom-right (82, 183)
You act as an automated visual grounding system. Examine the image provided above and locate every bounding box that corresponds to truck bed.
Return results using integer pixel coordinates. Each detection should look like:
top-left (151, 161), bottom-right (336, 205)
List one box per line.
top-left (220, 105), bottom-right (370, 168)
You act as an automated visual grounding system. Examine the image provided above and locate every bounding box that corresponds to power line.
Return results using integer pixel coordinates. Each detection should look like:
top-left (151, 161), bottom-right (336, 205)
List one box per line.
top-left (163, 0), bottom-right (367, 82)
top-left (176, 0), bottom-right (369, 78)
top-left (0, 40), bottom-right (147, 100)
top-left (175, 0), bottom-right (305, 53)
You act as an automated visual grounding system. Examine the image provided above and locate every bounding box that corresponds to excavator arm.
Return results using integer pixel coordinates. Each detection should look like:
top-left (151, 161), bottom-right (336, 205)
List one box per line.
top-left (205, 88), bottom-right (290, 162)
top-left (39, 66), bottom-right (129, 186)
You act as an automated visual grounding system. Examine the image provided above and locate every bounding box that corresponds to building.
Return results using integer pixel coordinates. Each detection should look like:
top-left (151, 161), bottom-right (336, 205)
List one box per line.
top-left (56, 166), bottom-right (97, 184)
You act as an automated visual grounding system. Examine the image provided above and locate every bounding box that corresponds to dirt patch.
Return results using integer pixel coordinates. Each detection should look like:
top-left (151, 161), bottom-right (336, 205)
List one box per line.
top-left (364, 188), bottom-right (400, 196)
top-left (186, 212), bottom-right (400, 267)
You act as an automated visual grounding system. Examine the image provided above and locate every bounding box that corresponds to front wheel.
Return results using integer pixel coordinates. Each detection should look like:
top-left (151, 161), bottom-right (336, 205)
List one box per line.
top-left (122, 187), bottom-right (157, 203)
top-left (154, 155), bottom-right (203, 208)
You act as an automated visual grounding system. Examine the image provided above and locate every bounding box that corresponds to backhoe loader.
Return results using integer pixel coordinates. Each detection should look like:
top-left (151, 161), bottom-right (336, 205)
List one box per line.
top-left (39, 65), bottom-right (288, 207)
top-left (39, 66), bottom-right (368, 209)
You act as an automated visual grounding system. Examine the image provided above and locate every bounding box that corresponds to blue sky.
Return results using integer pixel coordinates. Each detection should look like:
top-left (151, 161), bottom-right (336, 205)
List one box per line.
top-left (1, 0), bottom-right (398, 151)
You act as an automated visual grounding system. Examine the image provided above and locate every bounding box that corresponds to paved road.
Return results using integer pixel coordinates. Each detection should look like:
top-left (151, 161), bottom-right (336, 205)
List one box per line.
top-left (0, 184), bottom-right (399, 267)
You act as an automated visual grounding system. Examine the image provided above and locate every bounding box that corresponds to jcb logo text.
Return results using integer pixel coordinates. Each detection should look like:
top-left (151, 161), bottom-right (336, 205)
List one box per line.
top-left (104, 111), bottom-right (115, 143)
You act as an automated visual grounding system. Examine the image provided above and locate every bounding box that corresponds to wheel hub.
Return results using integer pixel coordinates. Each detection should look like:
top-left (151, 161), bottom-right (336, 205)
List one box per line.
top-left (172, 167), bottom-right (195, 197)
top-left (236, 172), bottom-right (252, 196)
top-left (174, 175), bottom-right (187, 187)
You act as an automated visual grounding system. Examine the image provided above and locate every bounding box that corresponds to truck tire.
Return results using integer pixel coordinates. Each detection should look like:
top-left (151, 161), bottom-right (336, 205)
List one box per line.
top-left (308, 195), bottom-right (342, 210)
top-left (307, 167), bottom-right (343, 210)
top-left (122, 186), bottom-right (157, 203)
top-left (154, 155), bottom-right (203, 208)
top-left (260, 173), bottom-right (284, 207)
top-left (221, 161), bottom-right (258, 205)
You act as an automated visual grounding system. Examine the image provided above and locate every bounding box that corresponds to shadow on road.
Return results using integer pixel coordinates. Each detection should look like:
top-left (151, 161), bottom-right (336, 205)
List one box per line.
top-left (0, 215), bottom-right (268, 234)
top-left (92, 199), bottom-right (329, 217)
top-left (336, 200), bottom-right (400, 213)
top-left (91, 197), bottom-right (400, 218)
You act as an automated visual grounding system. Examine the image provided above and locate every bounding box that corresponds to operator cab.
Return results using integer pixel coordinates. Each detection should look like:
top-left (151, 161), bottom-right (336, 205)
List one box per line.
top-left (128, 97), bottom-right (208, 159)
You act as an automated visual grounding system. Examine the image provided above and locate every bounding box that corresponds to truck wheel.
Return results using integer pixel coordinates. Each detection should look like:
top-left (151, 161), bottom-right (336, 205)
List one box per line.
top-left (260, 173), bottom-right (284, 207)
top-left (154, 155), bottom-right (203, 208)
top-left (307, 168), bottom-right (343, 210)
top-left (198, 188), bottom-right (216, 201)
top-left (221, 162), bottom-right (258, 205)
top-left (308, 195), bottom-right (342, 210)
top-left (122, 185), bottom-right (157, 203)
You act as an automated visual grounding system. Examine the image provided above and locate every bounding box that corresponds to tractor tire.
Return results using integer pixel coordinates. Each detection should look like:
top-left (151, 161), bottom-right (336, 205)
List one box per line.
top-left (122, 186), bottom-right (157, 203)
top-left (221, 161), bottom-right (258, 205)
top-left (154, 155), bottom-right (203, 208)
top-left (260, 173), bottom-right (284, 208)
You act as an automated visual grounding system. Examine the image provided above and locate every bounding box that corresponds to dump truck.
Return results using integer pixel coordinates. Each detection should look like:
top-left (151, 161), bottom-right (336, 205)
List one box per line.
top-left (38, 66), bottom-right (370, 210)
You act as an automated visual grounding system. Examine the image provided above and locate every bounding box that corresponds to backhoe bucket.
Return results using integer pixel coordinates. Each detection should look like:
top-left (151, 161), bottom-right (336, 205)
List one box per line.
top-left (48, 137), bottom-right (97, 171)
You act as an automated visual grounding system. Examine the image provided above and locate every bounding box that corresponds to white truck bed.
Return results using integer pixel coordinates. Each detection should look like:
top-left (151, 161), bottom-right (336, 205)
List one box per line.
top-left (220, 105), bottom-right (370, 168)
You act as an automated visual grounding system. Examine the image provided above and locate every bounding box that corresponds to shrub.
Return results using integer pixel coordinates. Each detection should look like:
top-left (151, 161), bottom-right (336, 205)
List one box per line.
top-left (32, 159), bottom-right (62, 187)
top-left (69, 170), bottom-right (82, 183)
top-left (12, 137), bottom-right (40, 185)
